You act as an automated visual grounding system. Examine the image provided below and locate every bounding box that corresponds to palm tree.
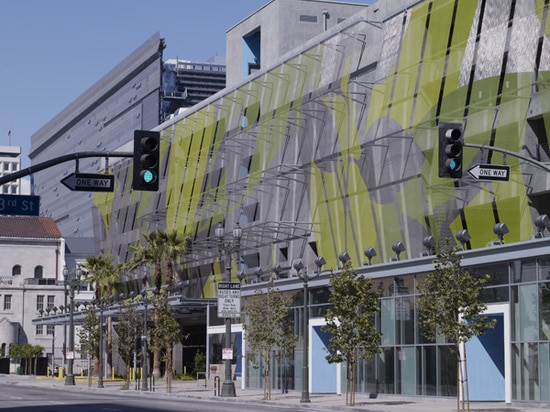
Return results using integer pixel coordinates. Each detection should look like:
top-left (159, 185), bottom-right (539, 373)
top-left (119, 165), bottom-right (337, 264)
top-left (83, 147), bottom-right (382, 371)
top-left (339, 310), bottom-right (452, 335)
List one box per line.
top-left (163, 230), bottom-right (188, 293)
top-left (130, 231), bottom-right (166, 291)
top-left (129, 229), bottom-right (188, 378)
top-left (82, 254), bottom-right (121, 302)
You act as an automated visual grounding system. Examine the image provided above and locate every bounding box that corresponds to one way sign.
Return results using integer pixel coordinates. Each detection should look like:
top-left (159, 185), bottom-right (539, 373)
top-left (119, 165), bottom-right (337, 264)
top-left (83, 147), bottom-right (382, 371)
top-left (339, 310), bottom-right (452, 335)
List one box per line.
top-left (467, 164), bottom-right (510, 181)
top-left (61, 173), bottom-right (114, 192)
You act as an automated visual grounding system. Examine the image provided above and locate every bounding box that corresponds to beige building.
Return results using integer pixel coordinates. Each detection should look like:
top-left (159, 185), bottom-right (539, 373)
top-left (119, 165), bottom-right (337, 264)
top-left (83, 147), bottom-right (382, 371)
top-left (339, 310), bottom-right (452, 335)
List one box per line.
top-left (0, 216), bottom-right (65, 369)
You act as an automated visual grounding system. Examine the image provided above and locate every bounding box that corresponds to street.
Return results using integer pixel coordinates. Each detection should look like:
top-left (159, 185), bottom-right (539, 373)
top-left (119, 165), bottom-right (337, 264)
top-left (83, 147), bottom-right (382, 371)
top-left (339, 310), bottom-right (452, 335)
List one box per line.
top-left (0, 383), bottom-right (303, 412)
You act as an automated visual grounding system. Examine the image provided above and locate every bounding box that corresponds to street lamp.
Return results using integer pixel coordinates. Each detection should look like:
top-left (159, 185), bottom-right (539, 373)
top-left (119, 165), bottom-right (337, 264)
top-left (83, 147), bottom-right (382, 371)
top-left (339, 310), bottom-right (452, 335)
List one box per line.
top-left (97, 297), bottom-right (106, 388)
top-left (293, 256), bottom-right (325, 403)
top-left (63, 264), bottom-right (82, 386)
top-left (215, 221), bottom-right (242, 398)
top-left (140, 290), bottom-right (150, 392)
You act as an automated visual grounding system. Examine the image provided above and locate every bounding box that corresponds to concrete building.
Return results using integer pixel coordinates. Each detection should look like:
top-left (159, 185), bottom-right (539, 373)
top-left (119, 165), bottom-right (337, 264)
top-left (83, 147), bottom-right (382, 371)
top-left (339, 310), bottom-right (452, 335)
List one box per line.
top-left (225, 0), bottom-right (367, 87)
top-left (28, 33), bottom-right (229, 259)
top-left (162, 57), bottom-right (226, 117)
top-left (0, 146), bottom-right (29, 195)
top-left (28, 33), bottom-right (165, 255)
top-left (0, 216), bottom-right (65, 369)
top-left (33, 0), bottom-right (550, 405)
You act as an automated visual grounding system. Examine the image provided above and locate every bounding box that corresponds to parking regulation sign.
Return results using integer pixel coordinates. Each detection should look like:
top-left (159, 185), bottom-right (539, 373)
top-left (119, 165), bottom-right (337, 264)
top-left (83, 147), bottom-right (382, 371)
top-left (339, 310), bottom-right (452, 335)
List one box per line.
top-left (217, 282), bottom-right (241, 318)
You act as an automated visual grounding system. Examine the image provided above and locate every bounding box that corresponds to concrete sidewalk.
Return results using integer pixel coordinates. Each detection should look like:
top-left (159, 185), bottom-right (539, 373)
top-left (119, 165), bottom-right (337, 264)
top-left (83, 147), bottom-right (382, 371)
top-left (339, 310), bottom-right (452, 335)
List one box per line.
top-left (3, 374), bottom-right (549, 412)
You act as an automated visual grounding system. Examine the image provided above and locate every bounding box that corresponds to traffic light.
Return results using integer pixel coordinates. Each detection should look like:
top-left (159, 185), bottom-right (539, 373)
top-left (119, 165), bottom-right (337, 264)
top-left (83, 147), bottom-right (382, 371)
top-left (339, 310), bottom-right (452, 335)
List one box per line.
top-left (132, 130), bottom-right (160, 191)
top-left (438, 122), bottom-right (463, 178)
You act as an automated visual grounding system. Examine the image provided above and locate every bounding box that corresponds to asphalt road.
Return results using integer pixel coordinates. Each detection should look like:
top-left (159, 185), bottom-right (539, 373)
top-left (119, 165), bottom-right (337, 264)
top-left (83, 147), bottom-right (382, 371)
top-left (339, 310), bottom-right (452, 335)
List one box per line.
top-left (0, 383), bottom-right (301, 412)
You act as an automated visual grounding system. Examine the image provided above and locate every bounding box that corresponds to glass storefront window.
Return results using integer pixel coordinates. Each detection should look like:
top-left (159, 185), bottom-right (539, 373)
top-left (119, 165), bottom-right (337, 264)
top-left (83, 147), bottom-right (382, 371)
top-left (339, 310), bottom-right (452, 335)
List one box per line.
top-left (541, 343), bottom-right (550, 401)
top-left (423, 345), bottom-right (437, 396)
top-left (539, 258), bottom-right (550, 282)
top-left (479, 286), bottom-right (509, 303)
top-left (519, 284), bottom-right (539, 342)
top-left (540, 282), bottom-right (550, 340)
top-left (470, 263), bottom-right (509, 286)
top-left (380, 298), bottom-right (395, 346)
top-left (439, 345), bottom-right (457, 397)
top-left (377, 348), bottom-right (395, 394)
top-left (514, 259), bottom-right (536, 283)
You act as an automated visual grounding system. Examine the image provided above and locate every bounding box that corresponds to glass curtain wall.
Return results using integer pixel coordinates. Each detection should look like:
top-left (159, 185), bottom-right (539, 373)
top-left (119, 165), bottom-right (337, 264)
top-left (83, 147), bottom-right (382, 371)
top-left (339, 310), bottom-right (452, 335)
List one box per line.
top-left (239, 256), bottom-right (550, 402)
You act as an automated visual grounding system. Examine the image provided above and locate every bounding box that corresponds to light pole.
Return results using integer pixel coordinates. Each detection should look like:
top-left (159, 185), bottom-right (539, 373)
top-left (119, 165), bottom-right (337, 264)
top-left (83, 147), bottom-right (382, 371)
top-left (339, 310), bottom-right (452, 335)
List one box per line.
top-left (140, 291), bottom-right (150, 392)
top-left (97, 297), bottom-right (105, 388)
top-left (293, 256), bottom-right (325, 403)
top-left (63, 264), bottom-right (82, 386)
top-left (215, 221), bottom-right (242, 398)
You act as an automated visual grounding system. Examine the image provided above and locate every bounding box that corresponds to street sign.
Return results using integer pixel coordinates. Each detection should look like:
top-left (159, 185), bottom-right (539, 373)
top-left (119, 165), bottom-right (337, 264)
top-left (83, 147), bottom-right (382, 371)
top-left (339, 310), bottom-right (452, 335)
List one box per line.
top-left (61, 173), bottom-right (114, 192)
top-left (217, 282), bottom-right (241, 318)
top-left (0, 194), bottom-right (40, 216)
top-left (467, 164), bottom-right (510, 181)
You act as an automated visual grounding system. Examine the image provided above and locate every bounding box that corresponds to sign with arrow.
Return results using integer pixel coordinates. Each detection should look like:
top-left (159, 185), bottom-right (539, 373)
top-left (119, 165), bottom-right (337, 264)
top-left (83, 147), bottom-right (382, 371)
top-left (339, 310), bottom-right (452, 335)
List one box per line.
top-left (467, 164), bottom-right (510, 181)
top-left (61, 173), bottom-right (114, 192)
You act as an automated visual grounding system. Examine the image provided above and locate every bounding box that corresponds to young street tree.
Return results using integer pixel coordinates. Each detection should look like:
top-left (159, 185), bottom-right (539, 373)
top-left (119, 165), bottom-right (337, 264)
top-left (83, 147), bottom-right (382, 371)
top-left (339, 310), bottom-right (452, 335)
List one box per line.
top-left (149, 291), bottom-right (184, 393)
top-left (78, 305), bottom-right (100, 387)
top-left (115, 300), bottom-right (142, 389)
top-left (323, 260), bottom-right (381, 407)
top-left (82, 254), bottom-right (123, 375)
top-left (417, 240), bottom-right (495, 412)
top-left (243, 281), bottom-right (295, 400)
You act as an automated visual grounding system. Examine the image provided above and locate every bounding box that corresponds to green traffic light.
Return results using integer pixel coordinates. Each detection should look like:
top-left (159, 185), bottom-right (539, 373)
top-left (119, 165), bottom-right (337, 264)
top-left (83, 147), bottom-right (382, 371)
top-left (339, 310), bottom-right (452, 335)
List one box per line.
top-left (143, 170), bottom-right (154, 183)
top-left (140, 169), bottom-right (157, 184)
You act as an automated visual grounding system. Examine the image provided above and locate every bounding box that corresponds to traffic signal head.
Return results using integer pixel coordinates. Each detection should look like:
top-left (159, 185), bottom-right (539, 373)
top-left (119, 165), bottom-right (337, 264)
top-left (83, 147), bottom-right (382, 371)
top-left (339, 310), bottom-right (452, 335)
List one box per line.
top-left (132, 130), bottom-right (160, 191)
top-left (438, 122), bottom-right (463, 178)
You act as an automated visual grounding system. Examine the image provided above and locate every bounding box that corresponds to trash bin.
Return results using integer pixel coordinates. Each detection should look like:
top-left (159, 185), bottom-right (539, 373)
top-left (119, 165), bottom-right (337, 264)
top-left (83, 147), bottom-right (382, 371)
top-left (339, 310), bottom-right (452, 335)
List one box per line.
top-left (16, 367), bottom-right (22, 375)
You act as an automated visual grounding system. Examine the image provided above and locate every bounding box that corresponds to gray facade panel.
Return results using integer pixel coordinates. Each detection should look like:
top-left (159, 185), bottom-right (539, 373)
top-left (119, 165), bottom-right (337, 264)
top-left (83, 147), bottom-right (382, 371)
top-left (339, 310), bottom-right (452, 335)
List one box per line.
top-left (30, 34), bottom-right (163, 246)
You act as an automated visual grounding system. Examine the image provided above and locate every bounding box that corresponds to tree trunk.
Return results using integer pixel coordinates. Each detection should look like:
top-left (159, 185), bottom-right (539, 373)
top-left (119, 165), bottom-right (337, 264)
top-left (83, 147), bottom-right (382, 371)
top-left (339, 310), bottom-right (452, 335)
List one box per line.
top-left (107, 317), bottom-right (113, 378)
top-left (264, 352), bottom-right (271, 400)
top-left (166, 344), bottom-right (173, 393)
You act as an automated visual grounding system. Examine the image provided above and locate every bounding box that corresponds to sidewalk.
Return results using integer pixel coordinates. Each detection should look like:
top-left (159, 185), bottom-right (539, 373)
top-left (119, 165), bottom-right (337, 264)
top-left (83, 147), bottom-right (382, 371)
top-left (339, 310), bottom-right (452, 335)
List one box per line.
top-left (3, 374), bottom-right (549, 412)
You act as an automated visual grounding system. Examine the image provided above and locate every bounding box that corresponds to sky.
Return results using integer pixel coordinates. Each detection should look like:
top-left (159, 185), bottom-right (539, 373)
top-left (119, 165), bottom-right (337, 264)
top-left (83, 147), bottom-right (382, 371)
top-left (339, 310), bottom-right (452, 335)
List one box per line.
top-left (0, 0), bottom-right (373, 168)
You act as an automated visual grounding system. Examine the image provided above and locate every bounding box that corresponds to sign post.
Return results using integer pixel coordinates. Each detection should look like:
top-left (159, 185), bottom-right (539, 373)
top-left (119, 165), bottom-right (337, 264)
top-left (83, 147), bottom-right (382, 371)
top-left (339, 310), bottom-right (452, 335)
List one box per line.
top-left (217, 282), bottom-right (241, 318)
top-left (61, 173), bottom-right (115, 192)
top-left (467, 164), bottom-right (510, 181)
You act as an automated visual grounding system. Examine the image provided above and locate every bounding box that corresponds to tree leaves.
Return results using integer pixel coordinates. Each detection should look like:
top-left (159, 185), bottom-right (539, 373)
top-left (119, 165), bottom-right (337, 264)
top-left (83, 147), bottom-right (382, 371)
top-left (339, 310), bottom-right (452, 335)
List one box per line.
top-left (323, 261), bottom-right (381, 406)
top-left (243, 281), bottom-right (295, 400)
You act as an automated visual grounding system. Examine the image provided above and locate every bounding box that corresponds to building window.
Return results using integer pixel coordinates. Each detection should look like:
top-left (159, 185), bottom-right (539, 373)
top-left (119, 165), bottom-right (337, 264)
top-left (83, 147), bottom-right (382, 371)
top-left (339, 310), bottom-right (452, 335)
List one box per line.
top-left (12, 265), bottom-right (21, 276)
top-left (47, 296), bottom-right (54, 310)
top-left (37, 295), bottom-right (44, 311)
top-left (4, 295), bottom-right (12, 311)
top-left (46, 325), bottom-right (55, 336)
top-left (36, 325), bottom-right (44, 335)
top-left (34, 266), bottom-right (43, 279)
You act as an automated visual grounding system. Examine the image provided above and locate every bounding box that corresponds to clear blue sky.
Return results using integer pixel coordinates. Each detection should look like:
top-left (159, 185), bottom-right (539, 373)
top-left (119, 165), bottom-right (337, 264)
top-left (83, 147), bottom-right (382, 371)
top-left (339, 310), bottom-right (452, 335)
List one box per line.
top-left (0, 0), bottom-right (372, 168)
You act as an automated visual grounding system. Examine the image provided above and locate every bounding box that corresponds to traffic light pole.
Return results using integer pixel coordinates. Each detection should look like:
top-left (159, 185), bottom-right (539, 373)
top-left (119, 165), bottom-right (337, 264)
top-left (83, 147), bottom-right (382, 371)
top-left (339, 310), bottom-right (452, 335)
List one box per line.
top-left (463, 143), bottom-right (550, 173)
top-left (0, 151), bottom-right (133, 186)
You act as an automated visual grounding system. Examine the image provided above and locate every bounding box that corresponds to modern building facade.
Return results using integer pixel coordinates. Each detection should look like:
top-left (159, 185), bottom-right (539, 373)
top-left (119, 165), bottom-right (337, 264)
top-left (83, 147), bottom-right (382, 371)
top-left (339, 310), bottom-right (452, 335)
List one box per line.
top-left (37, 0), bottom-right (550, 405)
